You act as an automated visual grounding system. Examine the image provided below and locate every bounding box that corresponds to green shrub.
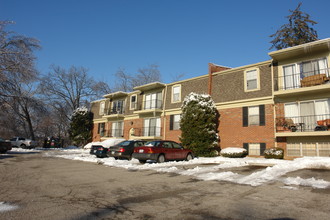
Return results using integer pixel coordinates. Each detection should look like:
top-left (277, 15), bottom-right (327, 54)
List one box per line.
top-left (220, 147), bottom-right (248, 158)
top-left (264, 148), bottom-right (284, 159)
top-left (180, 93), bottom-right (220, 157)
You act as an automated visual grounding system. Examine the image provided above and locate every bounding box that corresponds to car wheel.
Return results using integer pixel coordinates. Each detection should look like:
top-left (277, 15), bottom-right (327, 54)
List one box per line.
top-left (157, 154), bottom-right (165, 163)
top-left (21, 144), bottom-right (26, 149)
top-left (139, 160), bottom-right (146, 164)
top-left (186, 153), bottom-right (193, 161)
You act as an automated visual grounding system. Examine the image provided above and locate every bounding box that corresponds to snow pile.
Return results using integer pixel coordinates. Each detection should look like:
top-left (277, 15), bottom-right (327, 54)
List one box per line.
top-left (282, 177), bottom-right (330, 189)
top-left (83, 138), bottom-right (125, 149)
top-left (0, 202), bottom-right (18, 213)
top-left (221, 147), bottom-right (247, 154)
top-left (45, 149), bottom-right (330, 189)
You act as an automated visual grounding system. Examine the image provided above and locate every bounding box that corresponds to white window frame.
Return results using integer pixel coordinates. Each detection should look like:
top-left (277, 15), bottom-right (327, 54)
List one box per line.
top-left (144, 92), bottom-right (162, 110)
top-left (248, 143), bottom-right (261, 156)
top-left (111, 121), bottom-right (124, 137)
top-left (112, 99), bottom-right (125, 114)
top-left (171, 85), bottom-right (181, 103)
top-left (99, 101), bottom-right (105, 115)
top-left (130, 94), bottom-right (137, 110)
top-left (172, 114), bottom-right (181, 130)
top-left (244, 68), bottom-right (260, 92)
top-left (248, 106), bottom-right (260, 126)
top-left (144, 117), bottom-right (161, 137)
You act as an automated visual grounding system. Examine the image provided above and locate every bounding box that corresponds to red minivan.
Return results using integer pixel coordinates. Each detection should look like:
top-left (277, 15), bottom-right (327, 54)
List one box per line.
top-left (132, 140), bottom-right (194, 163)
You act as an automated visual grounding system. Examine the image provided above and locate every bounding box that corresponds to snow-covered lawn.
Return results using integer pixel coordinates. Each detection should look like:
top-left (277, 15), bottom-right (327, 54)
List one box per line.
top-left (7, 147), bottom-right (330, 189)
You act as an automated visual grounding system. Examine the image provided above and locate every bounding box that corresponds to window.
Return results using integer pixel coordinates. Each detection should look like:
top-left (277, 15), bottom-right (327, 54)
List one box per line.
top-left (283, 64), bottom-right (300, 90)
top-left (243, 105), bottom-right (265, 127)
top-left (99, 101), bottom-right (105, 115)
top-left (243, 143), bottom-right (266, 156)
top-left (300, 58), bottom-right (328, 77)
top-left (172, 85), bottom-right (181, 103)
top-left (144, 118), bottom-right (161, 136)
top-left (245, 69), bottom-right (259, 91)
top-left (145, 92), bottom-right (162, 109)
top-left (112, 100), bottom-right (125, 114)
top-left (111, 121), bottom-right (123, 137)
top-left (130, 95), bottom-right (137, 110)
top-left (170, 114), bottom-right (180, 130)
top-left (98, 123), bottom-right (105, 137)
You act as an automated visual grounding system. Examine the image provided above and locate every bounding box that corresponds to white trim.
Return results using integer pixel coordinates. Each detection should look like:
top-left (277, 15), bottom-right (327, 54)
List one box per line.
top-left (171, 84), bottom-right (181, 103)
top-left (244, 68), bottom-right (260, 92)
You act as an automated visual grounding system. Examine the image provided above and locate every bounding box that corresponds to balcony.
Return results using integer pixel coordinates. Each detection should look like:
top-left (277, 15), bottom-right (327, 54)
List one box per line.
top-left (276, 114), bottom-right (330, 136)
top-left (274, 68), bottom-right (330, 97)
top-left (133, 126), bottom-right (161, 139)
top-left (134, 99), bottom-right (163, 115)
top-left (109, 129), bottom-right (124, 138)
top-left (103, 108), bottom-right (125, 119)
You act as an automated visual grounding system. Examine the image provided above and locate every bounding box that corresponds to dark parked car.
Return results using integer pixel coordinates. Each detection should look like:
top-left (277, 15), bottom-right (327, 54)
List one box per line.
top-left (0, 138), bottom-right (12, 154)
top-left (108, 140), bottom-right (146, 160)
top-left (132, 140), bottom-right (194, 163)
top-left (90, 139), bottom-right (126, 158)
top-left (90, 145), bottom-right (108, 158)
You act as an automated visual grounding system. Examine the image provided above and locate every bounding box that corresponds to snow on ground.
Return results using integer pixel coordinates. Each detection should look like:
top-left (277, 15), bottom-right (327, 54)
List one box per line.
top-left (0, 202), bottom-right (18, 213)
top-left (7, 148), bottom-right (330, 189)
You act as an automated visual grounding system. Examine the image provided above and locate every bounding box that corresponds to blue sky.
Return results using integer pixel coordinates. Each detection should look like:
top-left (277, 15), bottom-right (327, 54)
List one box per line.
top-left (1, 0), bottom-right (330, 87)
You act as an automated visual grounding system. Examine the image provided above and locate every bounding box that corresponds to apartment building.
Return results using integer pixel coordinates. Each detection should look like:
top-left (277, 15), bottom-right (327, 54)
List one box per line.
top-left (91, 38), bottom-right (330, 158)
top-left (270, 38), bottom-right (330, 158)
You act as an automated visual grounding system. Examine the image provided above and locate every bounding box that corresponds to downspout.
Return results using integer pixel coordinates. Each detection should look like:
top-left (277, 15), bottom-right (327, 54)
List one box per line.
top-left (162, 85), bottom-right (168, 139)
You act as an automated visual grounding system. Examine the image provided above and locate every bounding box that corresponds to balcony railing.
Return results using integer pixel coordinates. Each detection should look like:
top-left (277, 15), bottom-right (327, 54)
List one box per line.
top-left (106, 108), bottom-right (125, 115)
top-left (110, 129), bottom-right (124, 137)
top-left (275, 68), bottom-right (330, 91)
top-left (141, 126), bottom-right (161, 137)
top-left (276, 114), bottom-right (330, 133)
top-left (136, 99), bottom-right (163, 111)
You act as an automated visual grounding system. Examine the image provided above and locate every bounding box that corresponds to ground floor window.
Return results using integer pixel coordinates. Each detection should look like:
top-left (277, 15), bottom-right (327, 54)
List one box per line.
top-left (111, 121), bottom-right (123, 137)
top-left (98, 123), bottom-right (105, 137)
top-left (144, 118), bottom-right (161, 136)
top-left (287, 141), bottom-right (330, 157)
top-left (243, 143), bottom-right (266, 156)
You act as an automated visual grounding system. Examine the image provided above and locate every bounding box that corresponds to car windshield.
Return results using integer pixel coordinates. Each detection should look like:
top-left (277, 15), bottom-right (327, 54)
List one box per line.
top-left (117, 141), bottom-right (131, 147)
top-left (145, 141), bottom-right (161, 147)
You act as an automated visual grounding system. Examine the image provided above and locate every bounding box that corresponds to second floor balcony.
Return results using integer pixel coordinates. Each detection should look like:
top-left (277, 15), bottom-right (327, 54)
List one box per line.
top-left (275, 67), bottom-right (330, 92)
top-left (134, 99), bottom-right (163, 115)
top-left (276, 114), bottom-right (330, 134)
top-left (103, 107), bottom-right (125, 119)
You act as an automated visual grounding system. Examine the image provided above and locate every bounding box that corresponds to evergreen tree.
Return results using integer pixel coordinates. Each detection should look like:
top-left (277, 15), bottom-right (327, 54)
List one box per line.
top-left (69, 107), bottom-right (93, 146)
top-left (180, 93), bottom-right (219, 157)
top-left (270, 3), bottom-right (318, 50)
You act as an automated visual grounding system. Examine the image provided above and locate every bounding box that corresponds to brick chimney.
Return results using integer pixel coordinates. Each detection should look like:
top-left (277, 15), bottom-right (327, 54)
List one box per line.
top-left (208, 63), bottom-right (231, 95)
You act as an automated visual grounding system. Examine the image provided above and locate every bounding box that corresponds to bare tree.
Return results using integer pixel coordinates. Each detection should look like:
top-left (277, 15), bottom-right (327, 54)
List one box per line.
top-left (113, 67), bottom-right (133, 92)
top-left (0, 21), bottom-right (40, 91)
top-left (40, 65), bottom-right (101, 114)
top-left (0, 21), bottom-right (43, 140)
top-left (39, 65), bottom-right (111, 142)
top-left (114, 64), bottom-right (162, 91)
top-left (132, 64), bottom-right (162, 88)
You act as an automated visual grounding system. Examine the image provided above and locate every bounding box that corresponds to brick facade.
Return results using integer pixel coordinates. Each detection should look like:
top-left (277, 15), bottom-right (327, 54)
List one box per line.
top-left (218, 104), bottom-right (275, 149)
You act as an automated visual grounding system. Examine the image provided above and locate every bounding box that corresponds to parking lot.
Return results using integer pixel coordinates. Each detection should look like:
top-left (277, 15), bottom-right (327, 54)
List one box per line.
top-left (1, 149), bottom-right (330, 220)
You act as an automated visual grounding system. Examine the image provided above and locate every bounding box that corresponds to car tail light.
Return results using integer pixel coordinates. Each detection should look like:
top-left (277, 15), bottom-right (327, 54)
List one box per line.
top-left (119, 148), bottom-right (125, 152)
top-left (98, 147), bottom-right (103, 150)
top-left (146, 148), bottom-right (154, 153)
